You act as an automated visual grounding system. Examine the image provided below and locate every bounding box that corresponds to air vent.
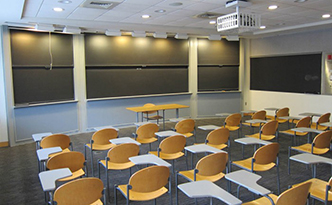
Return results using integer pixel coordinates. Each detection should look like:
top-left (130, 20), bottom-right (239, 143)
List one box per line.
top-left (81, 0), bottom-right (123, 10)
top-left (194, 12), bottom-right (223, 19)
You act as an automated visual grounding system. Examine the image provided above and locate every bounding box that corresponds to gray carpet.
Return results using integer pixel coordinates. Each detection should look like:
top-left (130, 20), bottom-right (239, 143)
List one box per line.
top-left (0, 117), bottom-right (330, 205)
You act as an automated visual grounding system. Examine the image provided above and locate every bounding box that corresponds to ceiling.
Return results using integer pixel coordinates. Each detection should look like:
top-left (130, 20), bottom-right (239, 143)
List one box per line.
top-left (1, 0), bottom-right (332, 38)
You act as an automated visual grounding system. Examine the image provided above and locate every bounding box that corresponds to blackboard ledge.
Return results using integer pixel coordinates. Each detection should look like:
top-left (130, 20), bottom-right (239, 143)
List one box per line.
top-left (87, 92), bottom-right (192, 102)
top-left (14, 100), bottom-right (78, 109)
top-left (198, 90), bottom-right (241, 94)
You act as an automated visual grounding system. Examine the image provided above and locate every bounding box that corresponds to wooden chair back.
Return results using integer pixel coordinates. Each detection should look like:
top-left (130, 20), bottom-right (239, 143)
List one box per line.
top-left (159, 135), bottom-right (186, 154)
top-left (136, 123), bottom-right (159, 140)
top-left (107, 143), bottom-right (140, 163)
top-left (40, 134), bottom-right (71, 150)
top-left (313, 130), bottom-right (332, 149)
top-left (261, 120), bottom-right (278, 135)
top-left (329, 177), bottom-right (332, 188)
top-left (296, 116), bottom-right (311, 128)
top-left (276, 107), bottom-right (289, 118)
top-left (317, 113), bottom-right (331, 124)
top-left (54, 177), bottom-right (103, 205)
top-left (175, 119), bottom-right (195, 134)
top-left (129, 166), bottom-right (169, 192)
top-left (196, 152), bottom-right (228, 176)
top-left (47, 151), bottom-right (85, 172)
top-left (253, 143), bottom-right (279, 165)
top-left (276, 181), bottom-right (311, 205)
top-left (143, 103), bottom-right (157, 115)
top-left (252, 110), bottom-right (266, 120)
top-left (92, 128), bottom-right (118, 145)
top-left (225, 113), bottom-right (241, 126)
top-left (206, 127), bottom-right (229, 145)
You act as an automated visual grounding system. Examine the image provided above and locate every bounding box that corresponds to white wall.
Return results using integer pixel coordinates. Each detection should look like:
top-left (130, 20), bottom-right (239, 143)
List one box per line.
top-left (244, 28), bottom-right (332, 119)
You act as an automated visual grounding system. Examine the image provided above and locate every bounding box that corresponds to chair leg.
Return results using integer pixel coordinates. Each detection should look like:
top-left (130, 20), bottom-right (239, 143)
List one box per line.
top-left (114, 185), bottom-right (118, 205)
top-left (277, 165), bottom-right (280, 195)
top-left (90, 150), bottom-right (94, 176)
top-left (175, 172), bottom-right (179, 205)
top-left (288, 146), bottom-right (291, 175)
top-left (106, 168), bottom-right (110, 201)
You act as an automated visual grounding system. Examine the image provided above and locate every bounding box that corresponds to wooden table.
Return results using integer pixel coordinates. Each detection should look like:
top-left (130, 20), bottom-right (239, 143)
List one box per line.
top-left (126, 104), bottom-right (189, 130)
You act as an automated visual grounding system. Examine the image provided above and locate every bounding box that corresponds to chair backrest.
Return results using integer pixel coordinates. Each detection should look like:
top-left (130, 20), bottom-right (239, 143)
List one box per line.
top-left (40, 134), bottom-right (71, 150)
top-left (276, 181), bottom-right (311, 205)
top-left (313, 130), bottom-right (332, 149)
top-left (47, 151), bottom-right (85, 172)
top-left (107, 143), bottom-right (140, 163)
top-left (143, 103), bottom-right (157, 115)
top-left (253, 143), bottom-right (279, 164)
top-left (92, 128), bottom-right (118, 145)
top-left (296, 116), bottom-right (311, 128)
top-left (196, 152), bottom-right (228, 176)
top-left (206, 127), bottom-right (229, 145)
top-left (252, 110), bottom-right (267, 120)
top-left (276, 107), bottom-right (289, 118)
top-left (261, 120), bottom-right (278, 135)
top-left (175, 119), bottom-right (195, 134)
top-left (159, 135), bottom-right (186, 154)
top-left (54, 177), bottom-right (104, 205)
top-left (317, 113), bottom-right (331, 124)
top-left (129, 166), bottom-right (169, 192)
top-left (136, 123), bottom-right (159, 140)
top-left (225, 113), bottom-right (241, 126)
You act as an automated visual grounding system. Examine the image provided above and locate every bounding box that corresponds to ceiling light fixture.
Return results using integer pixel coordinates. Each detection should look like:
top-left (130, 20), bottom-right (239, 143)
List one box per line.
top-left (268, 5), bottom-right (278, 10)
top-left (260, 25), bottom-right (266, 29)
top-left (35, 24), bottom-right (55, 32)
top-left (322, 14), bottom-right (331, 18)
top-left (105, 29), bottom-right (121, 36)
top-left (53, 7), bottom-right (64, 12)
top-left (169, 2), bottom-right (183, 6)
top-left (174, 33), bottom-right (188, 39)
top-left (153, 32), bottom-right (167, 39)
top-left (142, 14), bottom-right (150, 19)
top-left (294, 0), bottom-right (307, 2)
top-left (209, 20), bottom-right (216, 25)
top-left (155, 9), bottom-right (166, 13)
top-left (208, 34), bottom-right (221, 41)
top-left (132, 31), bottom-right (146, 37)
top-left (63, 26), bottom-right (81, 34)
top-left (58, 0), bottom-right (72, 3)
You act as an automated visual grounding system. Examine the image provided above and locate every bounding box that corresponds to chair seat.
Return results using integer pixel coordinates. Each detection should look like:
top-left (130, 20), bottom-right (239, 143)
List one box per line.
top-left (182, 133), bottom-right (193, 138)
top-left (232, 158), bottom-right (276, 172)
top-left (179, 170), bottom-right (225, 183)
top-left (246, 133), bottom-right (276, 141)
top-left (149, 151), bottom-right (184, 160)
top-left (224, 125), bottom-right (240, 132)
top-left (242, 122), bottom-right (261, 127)
top-left (48, 148), bottom-right (71, 158)
top-left (194, 142), bottom-right (227, 150)
top-left (280, 130), bottom-right (308, 136)
top-left (118, 185), bottom-right (168, 201)
top-left (134, 137), bottom-right (158, 144)
top-left (242, 193), bottom-right (278, 205)
top-left (294, 178), bottom-right (332, 202)
top-left (58, 168), bottom-right (85, 181)
top-left (291, 144), bottom-right (330, 155)
top-left (85, 143), bottom-right (116, 151)
top-left (91, 199), bottom-right (103, 205)
top-left (99, 160), bottom-right (135, 170)
top-left (276, 118), bottom-right (288, 124)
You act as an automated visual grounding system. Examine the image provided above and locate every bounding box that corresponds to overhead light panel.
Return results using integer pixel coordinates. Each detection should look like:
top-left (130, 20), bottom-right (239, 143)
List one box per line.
top-left (208, 34), bottom-right (221, 40)
top-left (105, 29), bottom-right (121, 36)
top-left (226, 35), bottom-right (239, 41)
top-left (153, 32), bottom-right (167, 39)
top-left (35, 24), bottom-right (55, 32)
top-left (63, 26), bottom-right (81, 34)
top-left (132, 31), bottom-right (146, 38)
top-left (174, 33), bottom-right (188, 39)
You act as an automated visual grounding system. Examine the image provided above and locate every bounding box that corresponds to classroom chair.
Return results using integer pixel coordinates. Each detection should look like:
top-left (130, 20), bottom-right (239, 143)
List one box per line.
top-left (40, 134), bottom-right (73, 158)
top-left (267, 107), bottom-right (290, 124)
top-left (246, 120), bottom-right (279, 141)
top-left (174, 118), bottom-right (196, 143)
top-left (242, 110), bottom-right (267, 133)
top-left (132, 122), bottom-right (159, 151)
top-left (84, 128), bottom-right (118, 176)
top-left (224, 113), bottom-right (242, 138)
top-left (280, 116), bottom-right (312, 145)
top-left (114, 165), bottom-right (171, 205)
top-left (142, 103), bottom-right (163, 124)
top-left (310, 112), bottom-right (331, 131)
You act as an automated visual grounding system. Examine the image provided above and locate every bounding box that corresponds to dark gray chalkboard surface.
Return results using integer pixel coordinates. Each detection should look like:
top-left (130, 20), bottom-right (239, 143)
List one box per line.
top-left (10, 30), bottom-right (74, 105)
top-left (250, 53), bottom-right (322, 94)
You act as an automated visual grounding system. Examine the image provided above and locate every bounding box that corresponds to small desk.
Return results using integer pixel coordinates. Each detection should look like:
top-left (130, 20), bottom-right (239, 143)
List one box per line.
top-left (32, 132), bottom-right (52, 150)
top-left (299, 112), bottom-right (322, 117)
top-left (177, 180), bottom-right (242, 205)
top-left (264, 107), bottom-right (279, 111)
top-left (109, 137), bottom-right (141, 145)
top-left (289, 153), bottom-right (332, 177)
top-left (234, 137), bottom-right (271, 158)
top-left (169, 118), bottom-right (185, 122)
top-left (291, 127), bottom-right (324, 144)
top-left (129, 154), bottom-right (172, 168)
top-left (215, 113), bottom-right (232, 117)
top-left (155, 130), bottom-right (183, 139)
top-left (225, 170), bottom-right (272, 200)
top-left (39, 168), bottom-right (72, 203)
top-left (320, 122), bottom-right (332, 128)
top-left (94, 125), bottom-right (119, 132)
top-left (198, 125), bottom-right (220, 131)
top-left (185, 144), bottom-right (225, 168)
top-left (126, 104), bottom-right (189, 130)
top-left (36, 147), bottom-right (62, 171)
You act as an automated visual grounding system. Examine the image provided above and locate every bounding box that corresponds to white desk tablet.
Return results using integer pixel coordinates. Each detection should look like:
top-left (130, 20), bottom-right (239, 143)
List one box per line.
top-left (198, 125), bottom-right (220, 131)
top-left (94, 126), bottom-right (119, 131)
top-left (129, 154), bottom-right (171, 168)
top-left (39, 168), bottom-right (72, 192)
top-left (155, 130), bottom-right (182, 138)
top-left (109, 137), bottom-right (141, 145)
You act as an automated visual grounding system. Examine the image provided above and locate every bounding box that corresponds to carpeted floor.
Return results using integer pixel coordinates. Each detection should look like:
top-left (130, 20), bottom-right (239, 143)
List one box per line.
top-left (0, 117), bottom-right (330, 205)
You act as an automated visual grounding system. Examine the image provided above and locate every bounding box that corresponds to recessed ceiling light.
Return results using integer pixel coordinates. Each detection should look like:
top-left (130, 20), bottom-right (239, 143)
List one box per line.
top-left (155, 9), bottom-right (166, 13)
top-left (322, 14), bottom-right (331, 18)
top-left (169, 2), bottom-right (183, 6)
top-left (53, 7), bottom-right (64, 12)
top-left (58, 0), bottom-right (72, 3)
top-left (260, 25), bottom-right (266, 29)
top-left (209, 20), bottom-right (216, 25)
top-left (294, 0), bottom-right (307, 2)
top-left (142, 14), bottom-right (150, 19)
top-left (268, 5), bottom-right (278, 10)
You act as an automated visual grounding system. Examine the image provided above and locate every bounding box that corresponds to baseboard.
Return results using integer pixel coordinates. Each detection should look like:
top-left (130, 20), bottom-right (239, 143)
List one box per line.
top-left (0, 141), bottom-right (9, 147)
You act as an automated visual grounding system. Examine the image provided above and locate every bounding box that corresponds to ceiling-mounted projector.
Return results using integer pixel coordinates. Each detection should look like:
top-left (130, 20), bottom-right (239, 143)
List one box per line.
top-left (225, 0), bottom-right (251, 8)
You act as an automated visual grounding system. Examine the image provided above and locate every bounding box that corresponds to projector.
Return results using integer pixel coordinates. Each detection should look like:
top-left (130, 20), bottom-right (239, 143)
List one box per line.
top-left (225, 0), bottom-right (251, 8)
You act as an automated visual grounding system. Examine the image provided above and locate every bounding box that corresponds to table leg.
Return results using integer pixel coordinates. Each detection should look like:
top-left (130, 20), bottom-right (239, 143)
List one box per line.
top-left (163, 110), bottom-right (166, 130)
